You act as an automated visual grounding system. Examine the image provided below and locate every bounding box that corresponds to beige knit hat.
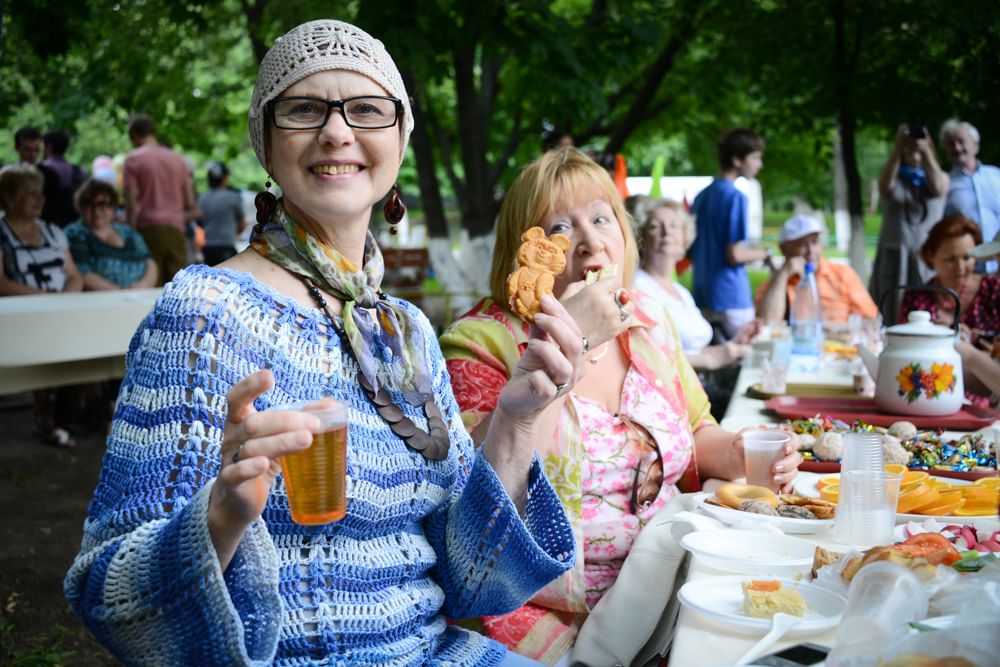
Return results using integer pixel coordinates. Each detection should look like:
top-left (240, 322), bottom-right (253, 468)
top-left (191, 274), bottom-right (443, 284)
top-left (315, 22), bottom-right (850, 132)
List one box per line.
top-left (248, 20), bottom-right (413, 170)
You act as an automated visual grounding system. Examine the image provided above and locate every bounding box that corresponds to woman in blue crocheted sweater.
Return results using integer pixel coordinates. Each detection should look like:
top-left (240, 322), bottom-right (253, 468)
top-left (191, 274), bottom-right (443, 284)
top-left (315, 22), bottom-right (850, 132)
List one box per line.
top-left (65, 20), bottom-right (578, 666)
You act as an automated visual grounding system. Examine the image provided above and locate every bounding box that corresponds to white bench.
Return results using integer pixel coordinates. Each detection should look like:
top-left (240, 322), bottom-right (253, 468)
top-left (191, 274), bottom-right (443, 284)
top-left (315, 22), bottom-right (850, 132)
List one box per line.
top-left (0, 289), bottom-right (161, 394)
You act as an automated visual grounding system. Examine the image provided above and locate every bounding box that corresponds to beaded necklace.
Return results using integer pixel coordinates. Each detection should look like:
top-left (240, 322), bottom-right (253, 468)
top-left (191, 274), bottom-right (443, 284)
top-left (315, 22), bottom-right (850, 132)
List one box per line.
top-left (301, 276), bottom-right (450, 461)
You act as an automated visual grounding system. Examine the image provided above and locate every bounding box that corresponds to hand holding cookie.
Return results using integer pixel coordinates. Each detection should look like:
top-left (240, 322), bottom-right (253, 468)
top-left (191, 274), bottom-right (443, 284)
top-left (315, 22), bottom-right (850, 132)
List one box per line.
top-left (506, 227), bottom-right (570, 322)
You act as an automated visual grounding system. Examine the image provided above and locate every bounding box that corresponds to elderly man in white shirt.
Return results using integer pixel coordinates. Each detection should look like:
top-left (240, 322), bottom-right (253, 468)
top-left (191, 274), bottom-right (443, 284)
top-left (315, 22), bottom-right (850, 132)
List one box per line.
top-left (940, 119), bottom-right (1000, 273)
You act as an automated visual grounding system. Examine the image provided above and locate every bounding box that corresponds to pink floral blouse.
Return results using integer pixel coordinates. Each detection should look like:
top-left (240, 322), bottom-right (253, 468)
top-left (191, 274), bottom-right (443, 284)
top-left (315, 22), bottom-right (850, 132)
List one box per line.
top-left (573, 365), bottom-right (692, 607)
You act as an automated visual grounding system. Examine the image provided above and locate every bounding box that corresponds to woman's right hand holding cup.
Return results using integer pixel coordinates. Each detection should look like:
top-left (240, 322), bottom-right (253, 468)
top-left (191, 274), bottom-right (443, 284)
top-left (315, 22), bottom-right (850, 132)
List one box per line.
top-left (207, 369), bottom-right (321, 568)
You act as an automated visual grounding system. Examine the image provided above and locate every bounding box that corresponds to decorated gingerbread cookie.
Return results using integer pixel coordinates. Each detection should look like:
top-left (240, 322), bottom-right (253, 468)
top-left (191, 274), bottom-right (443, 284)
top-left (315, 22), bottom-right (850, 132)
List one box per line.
top-left (506, 227), bottom-right (570, 321)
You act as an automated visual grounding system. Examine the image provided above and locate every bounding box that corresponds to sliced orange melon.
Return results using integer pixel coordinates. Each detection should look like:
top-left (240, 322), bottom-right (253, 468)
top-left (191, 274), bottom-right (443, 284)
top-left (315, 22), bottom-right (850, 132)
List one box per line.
top-left (972, 477), bottom-right (999, 490)
top-left (819, 483), bottom-right (840, 503)
top-left (916, 498), bottom-right (965, 516)
top-left (816, 476), bottom-right (840, 491)
top-left (896, 483), bottom-right (938, 513)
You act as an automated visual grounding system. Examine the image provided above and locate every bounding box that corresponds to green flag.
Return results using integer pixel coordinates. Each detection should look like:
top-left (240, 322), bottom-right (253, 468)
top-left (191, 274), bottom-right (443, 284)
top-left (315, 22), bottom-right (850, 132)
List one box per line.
top-left (649, 155), bottom-right (666, 197)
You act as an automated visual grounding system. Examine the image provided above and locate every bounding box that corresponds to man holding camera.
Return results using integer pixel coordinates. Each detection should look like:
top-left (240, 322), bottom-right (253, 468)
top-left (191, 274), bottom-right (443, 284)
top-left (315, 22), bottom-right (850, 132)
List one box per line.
top-left (940, 118), bottom-right (1000, 273)
top-left (869, 122), bottom-right (949, 319)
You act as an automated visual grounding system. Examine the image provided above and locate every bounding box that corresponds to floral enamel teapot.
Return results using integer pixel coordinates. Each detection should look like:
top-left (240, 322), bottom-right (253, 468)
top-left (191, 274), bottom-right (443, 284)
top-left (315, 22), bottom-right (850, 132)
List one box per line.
top-left (859, 288), bottom-right (963, 417)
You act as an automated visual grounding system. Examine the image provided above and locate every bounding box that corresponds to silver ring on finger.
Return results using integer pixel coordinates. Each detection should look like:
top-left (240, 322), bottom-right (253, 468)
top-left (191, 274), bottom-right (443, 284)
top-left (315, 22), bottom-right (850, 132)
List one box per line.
top-left (554, 381), bottom-right (569, 394)
top-left (618, 305), bottom-right (628, 322)
top-left (581, 335), bottom-right (590, 353)
top-left (613, 287), bottom-right (628, 308)
top-left (231, 443), bottom-right (244, 464)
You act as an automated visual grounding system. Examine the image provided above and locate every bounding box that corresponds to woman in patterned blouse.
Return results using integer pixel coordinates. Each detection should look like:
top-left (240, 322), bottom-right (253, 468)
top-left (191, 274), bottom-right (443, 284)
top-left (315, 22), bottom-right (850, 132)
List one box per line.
top-left (441, 147), bottom-right (803, 664)
top-left (64, 178), bottom-right (157, 289)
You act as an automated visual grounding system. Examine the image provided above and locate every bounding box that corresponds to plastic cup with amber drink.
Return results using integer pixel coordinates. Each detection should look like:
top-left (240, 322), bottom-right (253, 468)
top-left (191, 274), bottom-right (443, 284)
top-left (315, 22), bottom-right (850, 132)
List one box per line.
top-left (274, 399), bottom-right (349, 525)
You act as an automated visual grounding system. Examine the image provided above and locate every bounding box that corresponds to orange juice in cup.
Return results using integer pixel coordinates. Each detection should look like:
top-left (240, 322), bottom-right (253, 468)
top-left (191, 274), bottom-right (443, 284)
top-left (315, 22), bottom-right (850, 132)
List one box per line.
top-left (275, 399), bottom-right (349, 525)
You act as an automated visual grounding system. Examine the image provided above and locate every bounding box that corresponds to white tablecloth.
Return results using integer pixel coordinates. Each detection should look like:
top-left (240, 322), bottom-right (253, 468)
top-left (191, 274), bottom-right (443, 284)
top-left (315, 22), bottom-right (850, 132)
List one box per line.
top-left (0, 289), bottom-right (161, 393)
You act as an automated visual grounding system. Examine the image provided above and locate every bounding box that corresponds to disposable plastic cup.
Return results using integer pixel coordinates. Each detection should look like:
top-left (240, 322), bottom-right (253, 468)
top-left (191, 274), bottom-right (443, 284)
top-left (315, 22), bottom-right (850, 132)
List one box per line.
top-left (834, 470), bottom-right (902, 548)
top-left (760, 357), bottom-right (789, 394)
top-left (839, 432), bottom-right (883, 474)
top-left (274, 399), bottom-right (349, 525)
top-left (743, 430), bottom-right (791, 491)
top-left (834, 561), bottom-right (929, 652)
top-left (747, 346), bottom-right (770, 369)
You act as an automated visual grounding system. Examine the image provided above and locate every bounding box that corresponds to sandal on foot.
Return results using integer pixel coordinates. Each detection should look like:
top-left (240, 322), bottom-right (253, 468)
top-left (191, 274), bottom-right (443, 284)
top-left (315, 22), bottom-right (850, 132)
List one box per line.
top-left (35, 426), bottom-right (77, 449)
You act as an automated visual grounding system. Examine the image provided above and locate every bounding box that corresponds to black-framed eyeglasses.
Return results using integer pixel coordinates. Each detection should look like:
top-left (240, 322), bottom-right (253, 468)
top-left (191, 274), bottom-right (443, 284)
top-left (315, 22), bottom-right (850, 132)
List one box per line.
top-left (266, 95), bottom-right (403, 130)
top-left (85, 199), bottom-right (114, 209)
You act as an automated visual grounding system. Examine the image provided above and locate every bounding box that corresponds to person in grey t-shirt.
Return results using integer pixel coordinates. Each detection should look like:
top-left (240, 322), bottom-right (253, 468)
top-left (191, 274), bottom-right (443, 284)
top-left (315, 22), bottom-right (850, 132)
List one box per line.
top-left (196, 161), bottom-right (246, 266)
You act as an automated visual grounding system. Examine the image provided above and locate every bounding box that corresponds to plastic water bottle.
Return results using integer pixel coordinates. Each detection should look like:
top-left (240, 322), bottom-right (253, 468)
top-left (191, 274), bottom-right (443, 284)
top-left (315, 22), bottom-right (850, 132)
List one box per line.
top-left (790, 261), bottom-right (822, 372)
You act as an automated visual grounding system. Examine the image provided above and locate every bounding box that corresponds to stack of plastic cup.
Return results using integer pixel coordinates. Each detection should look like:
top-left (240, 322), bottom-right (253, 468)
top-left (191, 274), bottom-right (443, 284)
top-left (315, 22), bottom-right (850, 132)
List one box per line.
top-left (839, 432), bottom-right (883, 473)
top-left (833, 562), bottom-right (928, 656)
top-left (834, 432), bottom-right (885, 544)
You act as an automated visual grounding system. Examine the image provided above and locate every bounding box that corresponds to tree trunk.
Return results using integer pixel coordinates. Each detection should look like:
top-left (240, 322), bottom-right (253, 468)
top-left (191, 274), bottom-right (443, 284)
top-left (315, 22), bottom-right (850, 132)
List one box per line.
top-left (453, 45), bottom-right (497, 238)
top-left (402, 70), bottom-right (448, 239)
top-left (240, 0), bottom-right (268, 64)
top-left (832, 0), bottom-right (867, 277)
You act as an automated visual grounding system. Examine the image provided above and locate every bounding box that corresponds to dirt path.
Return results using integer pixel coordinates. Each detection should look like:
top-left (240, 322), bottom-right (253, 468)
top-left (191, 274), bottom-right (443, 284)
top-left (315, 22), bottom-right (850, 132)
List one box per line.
top-left (0, 402), bottom-right (116, 665)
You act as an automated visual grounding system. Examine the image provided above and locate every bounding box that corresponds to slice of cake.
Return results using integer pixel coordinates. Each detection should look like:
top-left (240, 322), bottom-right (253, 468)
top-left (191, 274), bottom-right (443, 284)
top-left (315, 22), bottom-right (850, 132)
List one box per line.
top-left (740, 580), bottom-right (807, 619)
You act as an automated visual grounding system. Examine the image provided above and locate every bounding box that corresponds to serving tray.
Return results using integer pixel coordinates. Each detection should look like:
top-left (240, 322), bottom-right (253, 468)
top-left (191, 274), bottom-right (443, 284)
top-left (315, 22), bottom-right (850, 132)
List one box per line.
top-left (798, 460), bottom-right (994, 482)
top-left (763, 395), bottom-right (999, 430)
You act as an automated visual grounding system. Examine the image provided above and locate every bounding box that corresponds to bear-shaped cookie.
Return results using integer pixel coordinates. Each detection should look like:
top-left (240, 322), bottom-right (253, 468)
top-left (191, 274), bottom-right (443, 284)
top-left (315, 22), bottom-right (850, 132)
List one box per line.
top-left (506, 227), bottom-right (570, 321)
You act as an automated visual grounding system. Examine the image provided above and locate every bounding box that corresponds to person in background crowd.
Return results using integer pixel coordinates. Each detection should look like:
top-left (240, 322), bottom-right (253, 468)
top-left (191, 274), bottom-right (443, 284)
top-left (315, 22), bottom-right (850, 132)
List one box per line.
top-left (870, 122), bottom-right (949, 319)
top-left (123, 114), bottom-right (199, 284)
top-left (65, 20), bottom-right (577, 666)
top-left (0, 163), bottom-right (83, 448)
top-left (541, 124), bottom-right (575, 153)
top-left (196, 160), bottom-right (246, 266)
top-left (442, 148), bottom-right (801, 663)
top-left (91, 155), bottom-right (118, 186)
top-left (899, 214), bottom-right (999, 407)
top-left (40, 129), bottom-right (88, 227)
top-left (689, 127), bottom-right (770, 339)
top-left (630, 195), bottom-right (758, 420)
top-left (13, 126), bottom-right (42, 165)
top-left (940, 119), bottom-right (1000, 273)
top-left (757, 214), bottom-right (878, 324)
top-left (64, 178), bottom-right (157, 290)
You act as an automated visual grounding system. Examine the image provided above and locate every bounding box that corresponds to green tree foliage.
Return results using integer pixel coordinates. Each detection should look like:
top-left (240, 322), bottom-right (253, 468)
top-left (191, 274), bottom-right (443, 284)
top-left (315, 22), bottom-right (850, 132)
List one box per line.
top-left (1, 0), bottom-right (995, 241)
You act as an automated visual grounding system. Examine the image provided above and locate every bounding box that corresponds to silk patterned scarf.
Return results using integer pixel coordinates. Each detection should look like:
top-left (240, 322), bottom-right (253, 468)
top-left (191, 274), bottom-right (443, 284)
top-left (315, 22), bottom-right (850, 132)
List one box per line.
top-left (251, 202), bottom-right (431, 404)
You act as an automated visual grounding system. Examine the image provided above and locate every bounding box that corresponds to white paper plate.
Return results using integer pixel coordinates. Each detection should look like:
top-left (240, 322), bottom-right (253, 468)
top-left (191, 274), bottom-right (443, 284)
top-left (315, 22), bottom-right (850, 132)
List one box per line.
top-left (678, 575), bottom-right (846, 636)
top-left (680, 530), bottom-right (816, 576)
top-left (693, 493), bottom-right (834, 534)
top-left (792, 473), bottom-right (987, 525)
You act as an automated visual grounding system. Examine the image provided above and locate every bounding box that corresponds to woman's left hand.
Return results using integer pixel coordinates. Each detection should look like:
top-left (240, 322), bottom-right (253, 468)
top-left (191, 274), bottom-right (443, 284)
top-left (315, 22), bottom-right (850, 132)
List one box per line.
top-left (498, 295), bottom-right (584, 420)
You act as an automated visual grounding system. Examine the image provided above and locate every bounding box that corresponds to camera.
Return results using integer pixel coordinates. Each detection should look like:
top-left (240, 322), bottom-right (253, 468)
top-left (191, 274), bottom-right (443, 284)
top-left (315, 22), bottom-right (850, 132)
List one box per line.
top-left (907, 122), bottom-right (926, 139)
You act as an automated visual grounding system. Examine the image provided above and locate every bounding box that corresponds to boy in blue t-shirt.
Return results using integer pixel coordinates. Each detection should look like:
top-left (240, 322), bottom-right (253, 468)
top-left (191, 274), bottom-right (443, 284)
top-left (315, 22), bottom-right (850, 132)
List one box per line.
top-left (689, 127), bottom-right (769, 339)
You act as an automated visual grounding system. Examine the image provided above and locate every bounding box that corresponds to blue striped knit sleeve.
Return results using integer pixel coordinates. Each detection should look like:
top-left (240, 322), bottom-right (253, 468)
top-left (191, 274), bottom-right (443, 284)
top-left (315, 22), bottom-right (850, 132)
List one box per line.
top-left (410, 305), bottom-right (575, 619)
top-left (64, 276), bottom-right (282, 665)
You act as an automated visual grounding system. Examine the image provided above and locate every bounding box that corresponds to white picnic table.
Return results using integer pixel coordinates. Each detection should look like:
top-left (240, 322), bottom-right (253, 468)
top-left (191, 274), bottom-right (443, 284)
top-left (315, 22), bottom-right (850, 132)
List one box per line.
top-left (0, 288), bottom-right (161, 394)
top-left (670, 357), bottom-right (999, 666)
top-left (669, 360), bottom-right (854, 665)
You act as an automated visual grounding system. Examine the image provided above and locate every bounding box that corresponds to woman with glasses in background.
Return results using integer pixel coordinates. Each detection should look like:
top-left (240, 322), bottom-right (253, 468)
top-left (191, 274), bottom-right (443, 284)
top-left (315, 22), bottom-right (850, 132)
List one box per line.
top-left (66, 20), bottom-right (580, 666)
top-left (65, 178), bottom-right (157, 290)
top-left (441, 147), bottom-right (803, 664)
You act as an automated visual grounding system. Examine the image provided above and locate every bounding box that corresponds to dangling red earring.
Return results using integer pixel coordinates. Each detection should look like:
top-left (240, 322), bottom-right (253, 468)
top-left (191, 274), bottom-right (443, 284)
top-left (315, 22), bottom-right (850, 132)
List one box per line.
top-left (383, 184), bottom-right (405, 235)
top-left (254, 176), bottom-right (277, 233)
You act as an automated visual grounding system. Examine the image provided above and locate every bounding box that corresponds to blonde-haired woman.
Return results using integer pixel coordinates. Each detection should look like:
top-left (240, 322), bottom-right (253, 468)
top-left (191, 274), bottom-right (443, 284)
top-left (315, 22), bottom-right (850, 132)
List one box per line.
top-left (632, 196), bottom-right (757, 370)
top-left (441, 147), bottom-right (801, 663)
